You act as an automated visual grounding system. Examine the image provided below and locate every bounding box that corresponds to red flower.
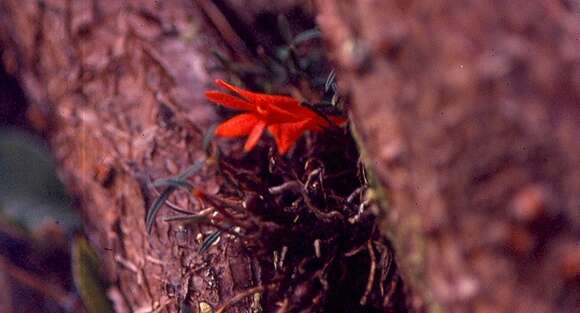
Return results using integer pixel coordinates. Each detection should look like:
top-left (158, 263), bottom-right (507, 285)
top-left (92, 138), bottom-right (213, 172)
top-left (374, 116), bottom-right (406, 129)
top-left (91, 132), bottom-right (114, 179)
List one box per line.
top-left (205, 79), bottom-right (346, 154)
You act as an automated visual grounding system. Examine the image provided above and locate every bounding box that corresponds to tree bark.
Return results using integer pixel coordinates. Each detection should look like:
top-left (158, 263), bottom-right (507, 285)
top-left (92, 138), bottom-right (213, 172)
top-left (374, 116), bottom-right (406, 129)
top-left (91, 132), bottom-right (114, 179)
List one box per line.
top-left (317, 1), bottom-right (580, 313)
top-left (1, 1), bottom-right (253, 312)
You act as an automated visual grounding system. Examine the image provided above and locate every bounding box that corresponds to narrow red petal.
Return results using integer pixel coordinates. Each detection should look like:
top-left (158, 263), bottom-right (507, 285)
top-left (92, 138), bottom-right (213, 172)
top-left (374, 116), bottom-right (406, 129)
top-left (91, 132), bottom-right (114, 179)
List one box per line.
top-left (215, 79), bottom-right (298, 104)
top-left (205, 91), bottom-right (255, 111)
top-left (215, 113), bottom-right (260, 137)
top-left (268, 119), bottom-right (312, 154)
top-left (255, 94), bottom-right (302, 108)
top-left (268, 124), bottom-right (283, 150)
top-left (271, 102), bottom-right (308, 119)
top-left (214, 80), bottom-right (306, 119)
top-left (214, 79), bottom-right (257, 102)
top-left (244, 120), bottom-right (266, 151)
top-left (262, 101), bottom-right (319, 125)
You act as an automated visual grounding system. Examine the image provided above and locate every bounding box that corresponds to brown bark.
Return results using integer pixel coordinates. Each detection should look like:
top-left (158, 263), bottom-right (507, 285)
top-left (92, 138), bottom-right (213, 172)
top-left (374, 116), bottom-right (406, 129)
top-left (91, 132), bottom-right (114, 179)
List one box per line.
top-left (0, 1), bottom-right (253, 312)
top-left (317, 1), bottom-right (580, 313)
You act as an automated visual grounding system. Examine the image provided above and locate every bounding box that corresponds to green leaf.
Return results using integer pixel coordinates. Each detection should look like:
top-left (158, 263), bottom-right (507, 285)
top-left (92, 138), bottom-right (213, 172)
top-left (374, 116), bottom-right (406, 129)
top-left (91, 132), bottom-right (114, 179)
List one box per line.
top-left (146, 160), bottom-right (206, 234)
top-left (152, 178), bottom-right (193, 190)
top-left (178, 160), bottom-right (206, 180)
top-left (71, 235), bottom-right (115, 313)
top-left (200, 230), bottom-right (222, 252)
top-left (146, 186), bottom-right (176, 234)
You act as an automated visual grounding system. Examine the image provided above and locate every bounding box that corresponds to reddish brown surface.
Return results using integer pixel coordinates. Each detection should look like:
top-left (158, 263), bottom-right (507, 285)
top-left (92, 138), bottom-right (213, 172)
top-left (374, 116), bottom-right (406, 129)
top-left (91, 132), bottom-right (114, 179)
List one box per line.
top-left (2, 1), bottom-right (400, 312)
top-left (0, 1), bottom-right (257, 312)
top-left (317, 0), bottom-right (580, 312)
top-left (3, 0), bottom-right (580, 312)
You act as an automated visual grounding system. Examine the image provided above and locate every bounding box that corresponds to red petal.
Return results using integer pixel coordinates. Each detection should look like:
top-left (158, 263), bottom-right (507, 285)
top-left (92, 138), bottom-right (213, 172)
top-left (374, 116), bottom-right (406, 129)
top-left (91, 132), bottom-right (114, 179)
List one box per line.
top-left (214, 80), bottom-right (306, 120)
top-left (244, 120), bottom-right (266, 151)
top-left (262, 100), bottom-right (322, 126)
top-left (205, 91), bottom-right (255, 111)
top-left (268, 124), bottom-right (283, 149)
top-left (215, 80), bottom-right (297, 104)
top-left (214, 79), bottom-right (257, 102)
top-left (255, 94), bottom-right (301, 108)
top-left (268, 119), bottom-right (312, 154)
top-left (215, 113), bottom-right (260, 137)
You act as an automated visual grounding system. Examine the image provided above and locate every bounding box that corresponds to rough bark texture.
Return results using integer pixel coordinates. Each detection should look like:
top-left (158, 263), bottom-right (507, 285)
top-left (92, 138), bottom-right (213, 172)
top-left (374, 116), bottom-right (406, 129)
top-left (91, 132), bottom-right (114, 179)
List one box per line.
top-left (1, 1), bottom-right (255, 312)
top-left (317, 1), bottom-right (580, 313)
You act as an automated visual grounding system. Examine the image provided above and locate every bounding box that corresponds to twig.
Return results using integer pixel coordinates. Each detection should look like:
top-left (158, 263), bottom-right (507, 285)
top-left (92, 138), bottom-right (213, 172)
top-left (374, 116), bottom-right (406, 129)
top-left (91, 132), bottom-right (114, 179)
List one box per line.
top-left (268, 181), bottom-right (301, 195)
top-left (374, 240), bottom-right (393, 298)
top-left (215, 284), bottom-right (276, 313)
top-left (348, 200), bottom-right (369, 224)
top-left (360, 241), bottom-right (376, 305)
top-left (279, 246), bottom-right (288, 269)
top-left (204, 193), bottom-right (245, 212)
top-left (301, 191), bottom-right (344, 222)
top-left (383, 278), bottom-right (399, 307)
top-left (201, 194), bottom-right (251, 228)
top-left (317, 254), bottom-right (336, 291)
top-left (346, 186), bottom-right (365, 204)
top-left (344, 244), bottom-right (366, 257)
top-left (314, 239), bottom-right (321, 258)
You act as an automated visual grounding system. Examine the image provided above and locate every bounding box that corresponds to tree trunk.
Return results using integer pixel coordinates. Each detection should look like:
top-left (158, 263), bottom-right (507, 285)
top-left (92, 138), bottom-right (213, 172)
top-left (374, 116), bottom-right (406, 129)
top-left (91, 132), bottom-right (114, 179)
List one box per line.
top-left (317, 0), bottom-right (580, 312)
top-left (0, 1), bottom-right (250, 312)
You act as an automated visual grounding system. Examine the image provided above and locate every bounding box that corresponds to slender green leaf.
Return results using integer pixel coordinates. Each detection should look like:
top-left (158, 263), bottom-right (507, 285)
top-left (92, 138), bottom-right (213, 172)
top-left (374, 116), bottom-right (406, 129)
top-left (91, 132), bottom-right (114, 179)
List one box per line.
top-left (152, 178), bottom-right (193, 190)
top-left (178, 159), bottom-right (206, 180)
top-left (200, 230), bottom-right (222, 252)
top-left (146, 186), bottom-right (176, 234)
top-left (146, 160), bottom-right (206, 234)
